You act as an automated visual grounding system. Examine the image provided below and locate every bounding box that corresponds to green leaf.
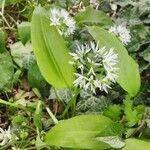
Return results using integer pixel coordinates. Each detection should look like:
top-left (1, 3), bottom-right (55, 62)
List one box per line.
top-left (123, 96), bottom-right (139, 127)
top-left (123, 138), bottom-right (150, 150)
top-left (28, 62), bottom-right (49, 96)
top-left (34, 101), bottom-right (43, 131)
top-left (49, 87), bottom-right (72, 103)
top-left (10, 42), bottom-right (34, 69)
top-left (104, 105), bottom-right (122, 121)
top-left (77, 90), bottom-right (110, 113)
top-left (0, 0), bottom-right (23, 7)
top-left (45, 115), bottom-right (121, 149)
top-left (96, 136), bottom-right (125, 149)
top-left (0, 51), bottom-right (14, 91)
top-left (17, 21), bottom-right (31, 45)
top-left (75, 7), bottom-right (113, 27)
top-left (0, 28), bottom-right (6, 53)
top-left (88, 26), bottom-right (141, 97)
top-left (31, 6), bottom-right (74, 88)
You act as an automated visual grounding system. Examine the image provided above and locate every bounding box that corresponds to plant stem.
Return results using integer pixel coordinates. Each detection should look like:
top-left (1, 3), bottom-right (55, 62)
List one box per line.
top-left (46, 106), bottom-right (58, 124)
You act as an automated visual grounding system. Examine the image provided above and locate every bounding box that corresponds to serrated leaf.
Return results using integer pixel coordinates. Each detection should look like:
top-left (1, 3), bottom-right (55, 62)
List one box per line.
top-left (123, 96), bottom-right (139, 127)
top-left (88, 26), bottom-right (141, 97)
top-left (31, 6), bottom-right (74, 88)
top-left (45, 115), bottom-right (121, 149)
top-left (18, 21), bottom-right (31, 45)
top-left (75, 7), bottom-right (113, 27)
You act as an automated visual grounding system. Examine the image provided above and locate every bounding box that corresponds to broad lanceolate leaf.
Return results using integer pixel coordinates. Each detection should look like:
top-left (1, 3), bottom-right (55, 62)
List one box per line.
top-left (0, 52), bottom-right (14, 91)
top-left (45, 115), bottom-right (123, 149)
top-left (31, 6), bottom-right (74, 88)
top-left (123, 138), bottom-right (150, 150)
top-left (75, 7), bottom-right (113, 27)
top-left (88, 27), bottom-right (140, 97)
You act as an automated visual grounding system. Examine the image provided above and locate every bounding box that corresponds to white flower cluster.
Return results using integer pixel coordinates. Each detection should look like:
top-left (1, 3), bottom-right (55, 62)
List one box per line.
top-left (70, 42), bottom-right (118, 94)
top-left (109, 24), bottom-right (131, 46)
top-left (49, 8), bottom-right (76, 37)
top-left (0, 126), bottom-right (13, 146)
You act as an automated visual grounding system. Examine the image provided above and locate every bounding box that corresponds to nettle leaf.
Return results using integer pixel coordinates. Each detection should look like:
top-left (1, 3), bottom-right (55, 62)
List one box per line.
top-left (0, 52), bottom-right (14, 91)
top-left (45, 115), bottom-right (122, 149)
top-left (17, 21), bottom-right (31, 45)
top-left (88, 27), bottom-right (141, 97)
top-left (75, 7), bottom-right (113, 27)
top-left (31, 6), bottom-right (74, 88)
top-left (123, 138), bottom-right (150, 150)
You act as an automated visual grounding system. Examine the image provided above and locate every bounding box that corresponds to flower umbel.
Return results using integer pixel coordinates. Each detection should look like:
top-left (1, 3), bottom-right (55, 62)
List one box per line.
top-left (70, 42), bottom-right (118, 94)
top-left (109, 24), bottom-right (131, 45)
top-left (0, 126), bottom-right (12, 146)
top-left (49, 8), bottom-right (76, 37)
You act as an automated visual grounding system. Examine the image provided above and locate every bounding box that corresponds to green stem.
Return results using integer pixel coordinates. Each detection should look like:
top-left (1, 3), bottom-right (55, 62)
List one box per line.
top-left (46, 106), bottom-right (58, 124)
top-left (0, 99), bottom-right (25, 110)
top-left (60, 88), bottom-right (80, 118)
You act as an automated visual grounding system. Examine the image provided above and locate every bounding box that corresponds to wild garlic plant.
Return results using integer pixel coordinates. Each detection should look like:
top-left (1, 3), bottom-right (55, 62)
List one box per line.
top-left (69, 42), bottom-right (118, 94)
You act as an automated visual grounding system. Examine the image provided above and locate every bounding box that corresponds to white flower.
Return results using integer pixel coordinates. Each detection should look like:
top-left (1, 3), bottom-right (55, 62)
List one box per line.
top-left (109, 24), bottom-right (131, 45)
top-left (0, 126), bottom-right (12, 146)
top-left (49, 8), bottom-right (76, 37)
top-left (70, 41), bottom-right (118, 93)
